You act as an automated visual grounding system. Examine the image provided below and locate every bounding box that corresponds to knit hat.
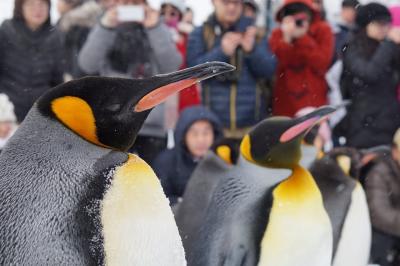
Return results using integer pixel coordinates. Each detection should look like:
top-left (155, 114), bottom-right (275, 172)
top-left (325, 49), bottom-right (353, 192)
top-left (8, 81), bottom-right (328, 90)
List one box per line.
top-left (356, 3), bottom-right (392, 28)
top-left (0, 94), bottom-right (16, 123)
top-left (161, 0), bottom-right (186, 15)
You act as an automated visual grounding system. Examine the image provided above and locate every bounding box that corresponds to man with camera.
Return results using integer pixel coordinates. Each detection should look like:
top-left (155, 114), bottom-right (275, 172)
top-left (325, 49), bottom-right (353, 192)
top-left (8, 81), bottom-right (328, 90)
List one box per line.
top-left (187, 0), bottom-right (276, 140)
top-left (78, 0), bottom-right (182, 163)
top-left (269, 0), bottom-right (334, 117)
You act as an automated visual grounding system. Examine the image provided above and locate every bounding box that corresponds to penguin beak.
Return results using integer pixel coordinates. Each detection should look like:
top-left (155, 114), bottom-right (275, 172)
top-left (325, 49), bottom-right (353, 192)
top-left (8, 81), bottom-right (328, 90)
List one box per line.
top-left (135, 62), bottom-right (235, 112)
top-left (280, 106), bottom-right (336, 143)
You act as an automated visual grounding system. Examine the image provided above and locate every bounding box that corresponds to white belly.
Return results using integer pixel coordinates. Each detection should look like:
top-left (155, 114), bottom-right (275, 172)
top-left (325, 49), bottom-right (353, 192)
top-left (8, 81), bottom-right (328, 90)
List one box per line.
top-left (332, 183), bottom-right (371, 266)
top-left (101, 155), bottom-right (186, 266)
top-left (258, 167), bottom-right (333, 266)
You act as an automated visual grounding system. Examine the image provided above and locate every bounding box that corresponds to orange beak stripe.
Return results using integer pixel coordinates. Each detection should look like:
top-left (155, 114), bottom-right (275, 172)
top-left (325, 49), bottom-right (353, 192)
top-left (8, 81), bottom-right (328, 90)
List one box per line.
top-left (280, 117), bottom-right (319, 143)
top-left (135, 79), bottom-right (197, 112)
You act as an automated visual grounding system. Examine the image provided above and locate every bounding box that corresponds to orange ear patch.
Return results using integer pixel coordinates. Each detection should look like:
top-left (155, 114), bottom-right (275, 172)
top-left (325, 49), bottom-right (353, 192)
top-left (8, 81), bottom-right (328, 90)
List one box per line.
top-left (51, 96), bottom-right (104, 147)
top-left (240, 135), bottom-right (253, 163)
top-left (216, 145), bottom-right (233, 165)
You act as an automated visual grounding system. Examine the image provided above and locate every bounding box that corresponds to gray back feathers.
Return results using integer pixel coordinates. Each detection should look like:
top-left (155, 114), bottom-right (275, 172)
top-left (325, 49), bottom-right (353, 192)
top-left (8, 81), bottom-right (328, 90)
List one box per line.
top-left (0, 106), bottom-right (126, 265)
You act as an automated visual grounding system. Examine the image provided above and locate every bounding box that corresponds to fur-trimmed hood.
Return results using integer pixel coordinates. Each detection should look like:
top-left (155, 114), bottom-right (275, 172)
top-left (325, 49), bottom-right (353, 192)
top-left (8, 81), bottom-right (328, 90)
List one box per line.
top-left (58, 1), bottom-right (102, 32)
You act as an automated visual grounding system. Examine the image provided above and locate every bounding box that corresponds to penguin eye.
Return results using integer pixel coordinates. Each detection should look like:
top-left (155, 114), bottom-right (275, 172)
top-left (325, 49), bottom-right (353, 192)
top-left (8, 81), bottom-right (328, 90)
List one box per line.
top-left (105, 103), bottom-right (122, 113)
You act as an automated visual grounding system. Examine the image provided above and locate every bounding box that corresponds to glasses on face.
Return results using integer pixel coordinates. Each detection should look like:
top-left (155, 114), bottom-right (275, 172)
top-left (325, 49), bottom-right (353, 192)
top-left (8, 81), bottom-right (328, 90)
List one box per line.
top-left (221, 0), bottom-right (243, 6)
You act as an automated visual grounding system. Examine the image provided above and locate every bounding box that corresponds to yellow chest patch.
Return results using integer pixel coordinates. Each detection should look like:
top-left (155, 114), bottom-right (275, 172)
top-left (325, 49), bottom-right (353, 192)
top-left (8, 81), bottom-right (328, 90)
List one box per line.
top-left (101, 154), bottom-right (186, 266)
top-left (258, 166), bottom-right (332, 266)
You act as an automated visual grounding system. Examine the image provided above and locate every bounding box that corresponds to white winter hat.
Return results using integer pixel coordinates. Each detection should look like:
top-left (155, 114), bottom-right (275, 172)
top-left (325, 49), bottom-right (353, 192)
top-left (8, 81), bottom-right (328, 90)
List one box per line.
top-left (0, 94), bottom-right (16, 123)
top-left (161, 0), bottom-right (186, 15)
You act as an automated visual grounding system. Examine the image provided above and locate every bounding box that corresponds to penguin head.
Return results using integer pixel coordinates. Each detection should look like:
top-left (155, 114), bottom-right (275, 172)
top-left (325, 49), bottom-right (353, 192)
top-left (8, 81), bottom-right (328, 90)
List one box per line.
top-left (37, 62), bottom-right (234, 151)
top-left (240, 106), bottom-right (335, 169)
top-left (212, 138), bottom-right (241, 165)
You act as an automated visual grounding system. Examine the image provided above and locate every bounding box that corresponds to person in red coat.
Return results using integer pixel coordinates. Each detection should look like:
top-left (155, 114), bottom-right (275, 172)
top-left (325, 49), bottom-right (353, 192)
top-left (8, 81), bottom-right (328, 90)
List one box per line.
top-left (269, 0), bottom-right (334, 117)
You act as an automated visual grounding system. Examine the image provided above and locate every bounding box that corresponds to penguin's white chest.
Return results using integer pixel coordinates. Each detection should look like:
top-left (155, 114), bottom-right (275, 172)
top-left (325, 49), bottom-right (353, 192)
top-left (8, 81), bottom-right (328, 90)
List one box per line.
top-left (258, 166), bottom-right (333, 266)
top-left (332, 183), bottom-right (371, 266)
top-left (101, 155), bottom-right (186, 266)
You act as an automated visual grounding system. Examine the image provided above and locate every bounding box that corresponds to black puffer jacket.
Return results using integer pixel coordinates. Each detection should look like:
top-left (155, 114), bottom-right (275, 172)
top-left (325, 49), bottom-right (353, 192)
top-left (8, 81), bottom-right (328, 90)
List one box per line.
top-left (0, 19), bottom-right (64, 122)
top-left (337, 32), bottom-right (400, 148)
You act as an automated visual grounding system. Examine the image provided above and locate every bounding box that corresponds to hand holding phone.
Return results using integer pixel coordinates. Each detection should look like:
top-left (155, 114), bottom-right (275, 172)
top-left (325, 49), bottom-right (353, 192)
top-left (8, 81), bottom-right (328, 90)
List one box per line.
top-left (101, 7), bottom-right (119, 28)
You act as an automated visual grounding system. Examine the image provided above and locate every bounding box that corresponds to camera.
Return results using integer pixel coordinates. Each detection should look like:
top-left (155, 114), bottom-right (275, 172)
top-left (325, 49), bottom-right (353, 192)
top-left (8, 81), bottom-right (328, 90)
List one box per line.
top-left (293, 14), bottom-right (308, 28)
top-left (295, 18), bottom-right (305, 27)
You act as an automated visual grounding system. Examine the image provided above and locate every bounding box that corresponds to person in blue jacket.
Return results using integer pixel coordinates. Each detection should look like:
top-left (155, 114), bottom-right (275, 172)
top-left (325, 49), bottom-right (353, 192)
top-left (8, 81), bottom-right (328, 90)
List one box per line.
top-left (152, 106), bottom-right (222, 205)
top-left (186, 0), bottom-right (276, 140)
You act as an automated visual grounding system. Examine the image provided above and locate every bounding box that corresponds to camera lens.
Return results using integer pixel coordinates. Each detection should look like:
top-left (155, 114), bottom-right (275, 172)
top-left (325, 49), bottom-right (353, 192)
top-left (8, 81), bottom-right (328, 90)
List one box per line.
top-left (295, 19), bottom-right (304, 27)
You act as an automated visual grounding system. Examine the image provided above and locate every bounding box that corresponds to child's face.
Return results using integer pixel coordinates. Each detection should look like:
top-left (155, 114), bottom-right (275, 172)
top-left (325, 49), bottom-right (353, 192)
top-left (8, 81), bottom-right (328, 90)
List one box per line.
top-left (185, 120), bottom-right (215, 159)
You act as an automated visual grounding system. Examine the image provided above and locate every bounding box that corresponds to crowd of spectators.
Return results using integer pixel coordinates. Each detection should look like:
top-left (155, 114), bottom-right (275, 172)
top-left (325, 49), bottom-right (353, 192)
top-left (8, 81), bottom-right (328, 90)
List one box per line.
top-left (1, 0), bottom-right (400, 264)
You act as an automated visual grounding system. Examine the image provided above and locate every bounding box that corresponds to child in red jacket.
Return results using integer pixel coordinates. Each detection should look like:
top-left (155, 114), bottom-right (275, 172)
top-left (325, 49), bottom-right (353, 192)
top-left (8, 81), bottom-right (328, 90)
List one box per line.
top-left (269, 0), bottom-right (334, 117)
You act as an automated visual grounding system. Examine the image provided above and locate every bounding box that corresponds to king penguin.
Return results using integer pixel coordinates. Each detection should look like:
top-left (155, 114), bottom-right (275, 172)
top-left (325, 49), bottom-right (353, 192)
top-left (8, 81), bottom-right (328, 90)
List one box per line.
top-left (189, 106), bottom-right (335, 266)
top-left (175, 139), bottom-right (239, 255)
top-left (0, 62), bottom-right (234, 266)
top-left (310, 148), bottom-right (371, 266)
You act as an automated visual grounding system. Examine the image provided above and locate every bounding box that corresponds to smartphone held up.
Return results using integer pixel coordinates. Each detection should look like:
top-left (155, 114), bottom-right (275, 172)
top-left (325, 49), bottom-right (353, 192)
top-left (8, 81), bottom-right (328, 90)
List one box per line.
top-left (117, 5), bottom-right (145, 22)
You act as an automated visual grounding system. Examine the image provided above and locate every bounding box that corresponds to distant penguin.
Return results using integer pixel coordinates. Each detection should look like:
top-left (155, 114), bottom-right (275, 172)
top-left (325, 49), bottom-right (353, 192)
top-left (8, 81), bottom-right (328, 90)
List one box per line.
top-left (0, 62), bottom-right (234, 265)
top-left (310, 148), bottom-right (371, 266)
top-left (189, 106), bottom-right (335, 266)
top-left (176, 139), bottom-right (271, 257)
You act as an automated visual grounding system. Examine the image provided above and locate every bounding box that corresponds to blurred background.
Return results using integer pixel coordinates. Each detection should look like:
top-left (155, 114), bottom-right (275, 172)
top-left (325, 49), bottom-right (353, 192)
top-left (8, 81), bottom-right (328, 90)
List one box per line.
top-left (1, 0), bottom-right (399, 25)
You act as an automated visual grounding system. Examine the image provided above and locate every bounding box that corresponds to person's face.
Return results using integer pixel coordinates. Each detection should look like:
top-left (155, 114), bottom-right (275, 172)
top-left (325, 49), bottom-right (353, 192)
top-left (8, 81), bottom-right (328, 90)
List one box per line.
top-left (367, 21), bottom-right (390, 41)
top-left (162, 4), bottom-right (181, 24)
top-left (22, 0), bottom-right (49, 30)
top-left (57, 0), bottom-right (73, 16)
top-left (213, 0), bottom-right (243, 26)
top-left (185, 120), bottom-right (215, 159)
top-left (183, 9), bottom-right (193, 24)
top-left (243, 4), bottom-right (256, 18)
top-left (341, 6), bottom-right (356, 25)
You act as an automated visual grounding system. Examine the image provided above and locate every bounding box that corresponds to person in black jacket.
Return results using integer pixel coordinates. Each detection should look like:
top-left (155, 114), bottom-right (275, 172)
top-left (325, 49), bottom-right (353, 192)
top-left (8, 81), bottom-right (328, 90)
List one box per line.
top-left (0, 0), bottom-right (65, 122)
top-left (152, 106), bottom-right (222, 206)
top-left (336, 3), bottom-right (400, 149)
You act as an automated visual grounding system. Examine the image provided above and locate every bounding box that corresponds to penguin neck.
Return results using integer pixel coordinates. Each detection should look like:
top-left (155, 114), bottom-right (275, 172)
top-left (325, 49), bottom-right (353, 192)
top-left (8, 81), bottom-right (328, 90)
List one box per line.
top-left (282, 164), bottom-right (320, 200)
